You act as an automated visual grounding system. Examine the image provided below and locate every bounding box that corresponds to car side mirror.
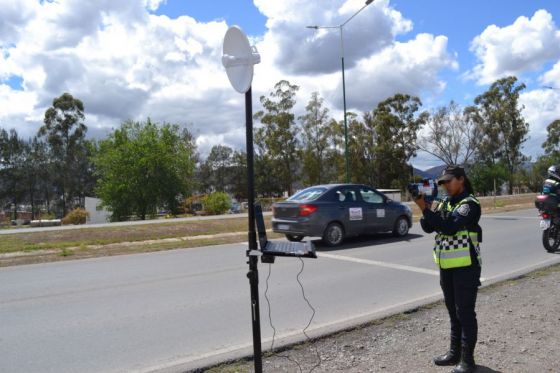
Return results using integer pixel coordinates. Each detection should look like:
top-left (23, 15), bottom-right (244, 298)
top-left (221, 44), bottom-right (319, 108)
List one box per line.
top-left (385, 198), bottom-right (392, 203)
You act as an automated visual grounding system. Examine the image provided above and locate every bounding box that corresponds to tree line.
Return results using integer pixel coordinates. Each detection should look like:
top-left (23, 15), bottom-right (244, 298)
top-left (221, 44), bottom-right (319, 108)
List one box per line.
top-left (1, 76), bottom-right (559, 221)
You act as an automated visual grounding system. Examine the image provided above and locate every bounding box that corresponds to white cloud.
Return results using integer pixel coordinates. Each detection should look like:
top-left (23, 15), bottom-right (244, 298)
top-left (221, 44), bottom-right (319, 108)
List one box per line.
top-left (541, 60), bottom-right (560, 87)
top-left (0, 0), bottom-right (37, 46)
top-left (0, 0), bottom-right (457, 159)
top-left (255, 0), bottom-right (412, 74)
top-left (469, 9), bottom-right (560, 84)
top-left (520, 88), bottom-right (560, 158)
top-left (342, 33), bottom-right (457, 111)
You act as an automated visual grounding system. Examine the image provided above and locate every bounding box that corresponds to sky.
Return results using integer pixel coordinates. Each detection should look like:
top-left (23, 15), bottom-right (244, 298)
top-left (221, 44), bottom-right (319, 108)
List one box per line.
top-left (1, 0), bottom-right (559, 170)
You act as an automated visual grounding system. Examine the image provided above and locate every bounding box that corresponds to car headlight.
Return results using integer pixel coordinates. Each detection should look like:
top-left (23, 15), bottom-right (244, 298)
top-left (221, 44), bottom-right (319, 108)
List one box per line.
top-left (403, 204), bottom-right (412, 214)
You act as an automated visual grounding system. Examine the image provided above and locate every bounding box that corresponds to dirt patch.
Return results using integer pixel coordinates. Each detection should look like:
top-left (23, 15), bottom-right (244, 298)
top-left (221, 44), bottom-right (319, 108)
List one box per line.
top-left (204, 264), bottom-right (560, 373)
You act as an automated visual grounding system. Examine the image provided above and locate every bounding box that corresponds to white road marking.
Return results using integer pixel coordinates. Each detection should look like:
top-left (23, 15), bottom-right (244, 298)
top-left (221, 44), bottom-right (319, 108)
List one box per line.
top-left (318, 252), bottom-right (440, 276)
top-left (481, 215), bottom-right (539, 219)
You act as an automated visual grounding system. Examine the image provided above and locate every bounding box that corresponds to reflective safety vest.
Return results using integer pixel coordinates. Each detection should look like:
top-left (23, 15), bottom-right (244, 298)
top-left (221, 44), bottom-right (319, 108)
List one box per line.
top-left (433, 195), bottom-right (481, 269)
top-left (543, 178), bottom-right (559, 196)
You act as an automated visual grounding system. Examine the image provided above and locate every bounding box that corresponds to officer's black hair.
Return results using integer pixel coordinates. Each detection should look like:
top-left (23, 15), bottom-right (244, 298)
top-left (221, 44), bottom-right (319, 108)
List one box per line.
top-left (462, 175), bottom-right (474, 195)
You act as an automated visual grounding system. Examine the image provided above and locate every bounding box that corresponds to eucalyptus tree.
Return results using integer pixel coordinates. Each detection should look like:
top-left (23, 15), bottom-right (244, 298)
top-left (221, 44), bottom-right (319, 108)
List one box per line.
top-left (254, 80), bottom-right (300, 195)
top-left (347, 111), bottom-right (378, 186)
top-left (542, 119), bottom-right (560, 159)
top-left (38, 93), bottom-right (88, 215)
top-left (470, 76), bottom-right (529, 194)
top-left (299, 92), bottom-right (334, 185)
top-left (371, 94), bottom-right (428, 189)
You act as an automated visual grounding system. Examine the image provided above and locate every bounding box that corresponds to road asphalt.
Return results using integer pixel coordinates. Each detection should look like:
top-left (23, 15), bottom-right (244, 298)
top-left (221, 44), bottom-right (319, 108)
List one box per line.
top-left (0, 208), bottom-right (557, 373)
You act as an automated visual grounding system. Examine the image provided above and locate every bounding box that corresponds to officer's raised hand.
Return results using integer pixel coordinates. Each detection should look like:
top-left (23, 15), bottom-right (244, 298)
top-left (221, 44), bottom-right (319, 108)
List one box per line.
top-left (413, 192), bottom-right (432, 212)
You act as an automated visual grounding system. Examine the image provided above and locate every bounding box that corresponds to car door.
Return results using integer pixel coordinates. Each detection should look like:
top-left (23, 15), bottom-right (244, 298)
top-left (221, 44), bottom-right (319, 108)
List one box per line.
top-left (357, 186), bottom-right (388, 232)
top-left (332, 187), bottom-right (364, 236)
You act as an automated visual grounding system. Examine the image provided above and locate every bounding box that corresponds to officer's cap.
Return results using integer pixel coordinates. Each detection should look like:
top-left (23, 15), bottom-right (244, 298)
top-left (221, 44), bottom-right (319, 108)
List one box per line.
top-left (438, 165), bottom-right (466, 185)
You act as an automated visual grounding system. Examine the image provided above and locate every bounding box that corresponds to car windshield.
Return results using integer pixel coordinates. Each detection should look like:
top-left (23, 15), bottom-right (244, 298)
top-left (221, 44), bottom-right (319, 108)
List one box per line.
top-left (287, 187), bottom-right (327, 202)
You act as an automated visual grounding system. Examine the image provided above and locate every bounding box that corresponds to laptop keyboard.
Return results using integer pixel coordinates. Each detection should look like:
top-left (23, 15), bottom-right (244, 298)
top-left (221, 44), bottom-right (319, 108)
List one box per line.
top-left (263, 241), bottom-right (316, 258)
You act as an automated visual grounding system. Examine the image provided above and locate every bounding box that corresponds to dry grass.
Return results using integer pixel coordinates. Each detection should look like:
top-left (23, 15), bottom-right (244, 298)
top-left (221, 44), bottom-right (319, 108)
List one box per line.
top-left (0, 218), bottom-right (253, 253)
top-left (408, 193), bottom-right (536, 221)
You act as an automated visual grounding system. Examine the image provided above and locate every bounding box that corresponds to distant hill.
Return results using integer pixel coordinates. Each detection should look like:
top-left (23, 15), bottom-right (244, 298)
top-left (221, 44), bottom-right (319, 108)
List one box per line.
top-left (413, 164), bottom-right (446, 179)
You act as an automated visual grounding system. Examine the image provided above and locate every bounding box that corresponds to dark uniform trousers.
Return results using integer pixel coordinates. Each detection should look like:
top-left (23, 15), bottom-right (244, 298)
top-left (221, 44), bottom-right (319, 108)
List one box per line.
top-left (440, 265), bottom-right (481, 349)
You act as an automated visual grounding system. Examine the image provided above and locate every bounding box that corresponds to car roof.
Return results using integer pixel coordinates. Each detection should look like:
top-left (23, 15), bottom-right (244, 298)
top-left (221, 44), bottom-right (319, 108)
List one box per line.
top-left (305, 183), bottom-right (374, 189)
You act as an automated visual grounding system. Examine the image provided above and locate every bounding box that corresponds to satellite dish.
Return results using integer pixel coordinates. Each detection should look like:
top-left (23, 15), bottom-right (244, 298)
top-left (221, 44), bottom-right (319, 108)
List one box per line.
top-left (222, 26), bottom-right (261, 94)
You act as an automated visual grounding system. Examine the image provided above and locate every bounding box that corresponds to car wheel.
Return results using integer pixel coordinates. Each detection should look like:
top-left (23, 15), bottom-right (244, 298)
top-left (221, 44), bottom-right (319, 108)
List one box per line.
top-left (392, 216), bottom-right (409, 237)
top-left (322, 223), bottom-right (345, 247)
top-left (286, 234), bottom-right (304, 242)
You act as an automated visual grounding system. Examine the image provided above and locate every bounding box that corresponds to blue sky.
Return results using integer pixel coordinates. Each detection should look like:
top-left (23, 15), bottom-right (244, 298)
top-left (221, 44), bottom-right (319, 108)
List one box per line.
top-left (149, 0), bottom-right (560, 105)
top-left (154, 0), bottom-right (267, 36)
top-left (391, 0), bottom-right (560, 104)
top-left (1, 0), bottom-right (559, 170)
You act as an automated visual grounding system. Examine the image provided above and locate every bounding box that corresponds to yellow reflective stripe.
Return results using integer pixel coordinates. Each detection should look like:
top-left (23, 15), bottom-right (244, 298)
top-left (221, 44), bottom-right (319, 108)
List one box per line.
top-left (458, 196), bottom-right (480, 206)
top-left (439, 255), bottom-right (472, 269)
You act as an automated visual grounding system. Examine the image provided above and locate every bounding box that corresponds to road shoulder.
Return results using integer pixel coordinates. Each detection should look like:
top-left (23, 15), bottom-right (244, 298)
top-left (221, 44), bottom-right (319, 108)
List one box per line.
top-left (204, 263), bottom-right (560, 373)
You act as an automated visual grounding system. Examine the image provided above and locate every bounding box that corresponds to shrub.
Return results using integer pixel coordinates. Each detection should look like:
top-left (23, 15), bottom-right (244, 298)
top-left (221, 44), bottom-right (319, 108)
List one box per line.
top-left (182, 194), bottom-right (207, 215)
top-left (62, 208), bottom-right (90, 225)
top-left (40, 212), bottom-right (56, 220)
top-left (202, 192), bottom-right (231, 215)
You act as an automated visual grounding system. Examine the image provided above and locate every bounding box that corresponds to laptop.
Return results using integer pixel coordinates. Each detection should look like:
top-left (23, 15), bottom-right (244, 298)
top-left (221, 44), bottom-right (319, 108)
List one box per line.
top-left (254, 204), bottom-right (317, 259)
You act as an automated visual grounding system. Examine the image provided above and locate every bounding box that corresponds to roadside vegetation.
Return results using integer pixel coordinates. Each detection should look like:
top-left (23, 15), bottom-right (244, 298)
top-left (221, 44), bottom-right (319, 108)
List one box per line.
top-left (1, 76), bottom-right (559, 227)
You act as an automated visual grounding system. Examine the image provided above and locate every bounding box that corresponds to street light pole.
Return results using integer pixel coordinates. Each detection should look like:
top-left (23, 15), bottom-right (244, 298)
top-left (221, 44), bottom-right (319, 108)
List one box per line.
top-left (340, 26), bottom-right (350, 184)
top-left (307, 0), bottom-right (375, 183)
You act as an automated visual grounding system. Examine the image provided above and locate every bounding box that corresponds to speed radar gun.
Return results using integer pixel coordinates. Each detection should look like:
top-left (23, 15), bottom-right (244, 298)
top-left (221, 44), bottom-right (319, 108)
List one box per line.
top-left (407, 178), bottom-right (438, 203)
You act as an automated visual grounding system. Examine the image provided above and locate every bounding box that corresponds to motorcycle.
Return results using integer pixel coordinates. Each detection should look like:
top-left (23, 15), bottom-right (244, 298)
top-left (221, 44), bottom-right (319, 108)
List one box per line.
top-left (535, 194), bottom-right (560, 252)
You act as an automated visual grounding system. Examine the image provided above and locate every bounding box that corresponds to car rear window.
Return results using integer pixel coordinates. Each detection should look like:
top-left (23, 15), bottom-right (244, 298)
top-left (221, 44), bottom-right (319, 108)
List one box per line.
top-left (287, 187), bottom-right (327, 202)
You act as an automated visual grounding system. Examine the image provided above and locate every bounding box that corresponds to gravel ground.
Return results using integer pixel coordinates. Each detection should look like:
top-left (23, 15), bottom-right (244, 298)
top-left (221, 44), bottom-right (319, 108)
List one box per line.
top-left (205, 263), bottom-right (560, 373)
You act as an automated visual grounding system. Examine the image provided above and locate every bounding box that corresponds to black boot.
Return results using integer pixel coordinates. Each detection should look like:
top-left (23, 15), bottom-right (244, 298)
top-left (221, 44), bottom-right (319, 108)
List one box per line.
top-left (451, 344), bottom-right (476, 373)
top-left (433, 340), bottom-right (461, 366)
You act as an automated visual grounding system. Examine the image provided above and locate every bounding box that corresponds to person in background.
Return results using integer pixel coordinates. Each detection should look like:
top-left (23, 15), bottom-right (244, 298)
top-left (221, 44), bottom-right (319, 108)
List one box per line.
top-left (542, 165), bottom-right (560, 198)
top-left (414, 165), bottom-right (482, 373)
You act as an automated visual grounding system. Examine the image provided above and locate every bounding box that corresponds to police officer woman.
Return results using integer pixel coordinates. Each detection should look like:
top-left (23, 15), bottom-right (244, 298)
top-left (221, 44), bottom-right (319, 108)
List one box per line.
top-left (413, 165), bottom-right (482, 373)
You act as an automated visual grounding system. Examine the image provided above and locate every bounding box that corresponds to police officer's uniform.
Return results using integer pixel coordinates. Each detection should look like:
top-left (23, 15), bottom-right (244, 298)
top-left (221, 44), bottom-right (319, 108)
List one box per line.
top-left (543, 178), bottom-right (560, 198)
top-left (420, 167), bottom-right (482, 373)
top-left (543, 165), bottom-right (560, 209)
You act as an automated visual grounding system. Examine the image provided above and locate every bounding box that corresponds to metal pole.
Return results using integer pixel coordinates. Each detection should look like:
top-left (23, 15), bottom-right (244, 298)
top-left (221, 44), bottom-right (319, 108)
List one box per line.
top-left (340, 27), bottom-right (350, 183)
top-left (307, 1), bottom-right (375, 184)
top-left (341, 57), bottom-right (349, 183)
top-left (244, 87), bottom-right (262, 373)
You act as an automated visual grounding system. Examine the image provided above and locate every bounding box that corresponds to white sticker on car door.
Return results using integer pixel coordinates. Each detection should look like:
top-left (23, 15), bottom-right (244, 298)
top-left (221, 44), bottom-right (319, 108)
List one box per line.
top-left (349, 207), bottom-right (363, 220)
top-left (376, 209), bottom-right (385, 218)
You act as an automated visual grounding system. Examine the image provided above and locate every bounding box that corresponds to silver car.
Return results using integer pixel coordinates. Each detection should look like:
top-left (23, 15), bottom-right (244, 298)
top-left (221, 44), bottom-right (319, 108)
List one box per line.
top-left (272, 184), bottom-right (412, 246)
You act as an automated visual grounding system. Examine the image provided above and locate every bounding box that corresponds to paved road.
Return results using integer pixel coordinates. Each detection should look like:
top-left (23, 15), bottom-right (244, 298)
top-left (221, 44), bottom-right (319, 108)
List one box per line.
top-left (1, 209), bottom-right (558, 373)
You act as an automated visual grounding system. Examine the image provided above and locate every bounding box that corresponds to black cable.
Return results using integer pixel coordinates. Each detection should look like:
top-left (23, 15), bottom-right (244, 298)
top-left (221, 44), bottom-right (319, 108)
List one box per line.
top-left (264, 263), bottom-right (277, 351)
top-left (264, 262), bottom-right (303, 373)
top-left (296, 257), bottom-right (322, 373)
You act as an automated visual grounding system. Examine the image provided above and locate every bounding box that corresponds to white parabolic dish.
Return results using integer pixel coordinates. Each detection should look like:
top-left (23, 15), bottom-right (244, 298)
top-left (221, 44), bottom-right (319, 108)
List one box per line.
top-left (222, 26), bottom-right (261, 94)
